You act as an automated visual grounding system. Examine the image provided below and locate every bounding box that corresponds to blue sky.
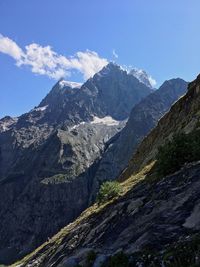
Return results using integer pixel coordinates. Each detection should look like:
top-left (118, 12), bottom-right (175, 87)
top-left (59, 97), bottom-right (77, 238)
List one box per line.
top-left (0, 0), bottom-right (200, 118)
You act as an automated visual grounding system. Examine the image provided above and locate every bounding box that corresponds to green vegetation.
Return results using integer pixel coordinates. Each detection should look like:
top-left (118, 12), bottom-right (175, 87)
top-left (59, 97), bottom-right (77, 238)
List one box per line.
top-left (96, 181), bottom-right (122, 205)
top-left (156, 130), bottom-right (200, 176)
top-left (41, 173), bottom-right (71, 184)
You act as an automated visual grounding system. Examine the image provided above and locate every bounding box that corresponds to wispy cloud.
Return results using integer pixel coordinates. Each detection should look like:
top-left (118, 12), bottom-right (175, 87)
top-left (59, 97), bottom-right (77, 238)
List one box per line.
top-left (148, 76), bottom-right (157, 87)
top-left (129, 67), bottom-right (157, 88)
top-left (112, 49), bottom-right (118, 59)
top-left (0, 34), bottom-right (24, 60)
top-left (0, 34), bottom-right (108, 80)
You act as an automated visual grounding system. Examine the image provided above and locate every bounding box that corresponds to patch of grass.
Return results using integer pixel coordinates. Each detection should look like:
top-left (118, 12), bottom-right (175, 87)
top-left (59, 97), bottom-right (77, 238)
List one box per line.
top-left (96, 181), bottom-right (122, 205)
top-left (41, 173), bottom-right (71, 184)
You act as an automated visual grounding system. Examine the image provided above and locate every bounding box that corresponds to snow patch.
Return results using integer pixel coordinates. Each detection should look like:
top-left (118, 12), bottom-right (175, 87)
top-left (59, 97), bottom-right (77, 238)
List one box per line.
top-left (70, 122), bottom-right (86, 131)
top-left (32, 105), bottom-right (48, 112)
top-left (91, 116), bottom-right (120, 126)
top-left (59, 80), bottom-right (82, 89)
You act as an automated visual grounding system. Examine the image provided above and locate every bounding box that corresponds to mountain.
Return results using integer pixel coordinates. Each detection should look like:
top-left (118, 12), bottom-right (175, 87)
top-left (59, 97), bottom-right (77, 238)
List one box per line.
top-left (0, 116), bottom-right (18, 132)
top-left (123, 74), bottom-right (200, 178)
top-left (89, 78), bottom-right (188, 199)
top-left (0, 63), bottom-right (153, 265)
top-left (16, 75), bottom-right (200, 267)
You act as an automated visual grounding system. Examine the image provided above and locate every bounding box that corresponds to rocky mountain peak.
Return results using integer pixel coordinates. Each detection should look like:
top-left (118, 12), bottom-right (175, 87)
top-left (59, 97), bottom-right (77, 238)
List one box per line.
top-left (92, 62), bottom-right (125, 80)
top-left (100, 61), bottom-right (122, 72)
top-left (160, 77), bottom-right (186, 87)
top-left (0, 116), bottom-right (18, 132)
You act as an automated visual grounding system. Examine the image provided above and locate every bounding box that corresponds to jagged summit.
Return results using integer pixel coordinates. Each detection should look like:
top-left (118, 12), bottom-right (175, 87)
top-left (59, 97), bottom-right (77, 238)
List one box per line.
top-left (0, 116), bottom-right (18, 132)
top-left (92, 62), bottom-right (125, 80)
top-left (100, 61), bottom-right (122, 71)
top-left (95, 63), bottom-right (156, 89)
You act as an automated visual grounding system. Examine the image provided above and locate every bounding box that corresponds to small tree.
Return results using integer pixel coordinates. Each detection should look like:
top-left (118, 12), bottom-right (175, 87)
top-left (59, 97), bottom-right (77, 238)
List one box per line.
top-left (96, 181), bottom-right (122, 205)
top-left (156, 130), bottom-right (200, 176)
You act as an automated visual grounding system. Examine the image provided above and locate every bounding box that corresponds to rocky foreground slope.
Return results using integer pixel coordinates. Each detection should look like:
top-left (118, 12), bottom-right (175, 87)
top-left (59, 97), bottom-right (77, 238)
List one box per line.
top-left (15, 74), bottom-right (200, 267)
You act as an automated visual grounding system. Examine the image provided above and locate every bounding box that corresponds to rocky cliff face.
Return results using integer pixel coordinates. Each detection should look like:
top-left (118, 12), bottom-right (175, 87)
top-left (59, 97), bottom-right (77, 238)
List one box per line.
top-left (0, 63), bottom-right (153, 265)
top-left (123, 74), bottom-right (200, 178)
top-left (89, 78), bottom-right (188, 198)
top-left (0, 116), bottom-right (18, 133)
top-left (15, 75), bottom-right (200, 267)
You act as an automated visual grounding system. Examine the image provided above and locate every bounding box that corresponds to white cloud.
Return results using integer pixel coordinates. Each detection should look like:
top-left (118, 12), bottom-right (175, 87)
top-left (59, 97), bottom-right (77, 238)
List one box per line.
top-left (0, 34), bottom-right (108, 80)
top-left (148, 76), bottom-right (157, 87)
top-left (0, 34), bottom-right (24, 60)
top-left (129, 67), bottom-right (157, 88)
top-left (69, 50), bottom-right (108, 80)
top-left (112, 49), bottom-right (118, 59)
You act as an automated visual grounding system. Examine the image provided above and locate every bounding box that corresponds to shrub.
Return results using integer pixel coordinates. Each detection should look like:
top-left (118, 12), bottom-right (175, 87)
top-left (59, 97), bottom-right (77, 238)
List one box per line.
top-left (156, 130), bottom-right (200, 176)
top-left (96, 181), bottom-right (122, 205)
